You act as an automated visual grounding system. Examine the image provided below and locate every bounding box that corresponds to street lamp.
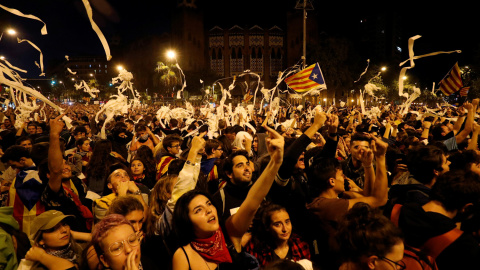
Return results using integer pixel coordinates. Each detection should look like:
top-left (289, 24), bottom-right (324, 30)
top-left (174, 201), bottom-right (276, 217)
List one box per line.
top-left (381, 66), bottom-right (387, 72)
top-left (166, 50), bottom-right (176, 60)
top-left (116, 65), bottom-right (124, 71)
top-left (6, 28), bottom-right (16, 36)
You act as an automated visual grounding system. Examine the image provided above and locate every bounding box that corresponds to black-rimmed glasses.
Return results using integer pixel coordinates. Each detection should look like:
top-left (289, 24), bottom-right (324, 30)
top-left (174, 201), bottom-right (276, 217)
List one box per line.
top-left (380, 257), bottom-right (406, 270)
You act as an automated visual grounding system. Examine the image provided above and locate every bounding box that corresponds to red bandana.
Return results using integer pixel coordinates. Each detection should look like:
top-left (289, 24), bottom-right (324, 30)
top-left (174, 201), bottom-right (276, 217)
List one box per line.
top-left (190, 229), bottom-right (232, 264)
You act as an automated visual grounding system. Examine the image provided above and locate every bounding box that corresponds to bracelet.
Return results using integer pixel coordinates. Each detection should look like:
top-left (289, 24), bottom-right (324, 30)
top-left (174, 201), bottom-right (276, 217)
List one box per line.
top-left (363, 163), bottom-right (373, 168)
top-left (131, 190), bottom-right (141, 195)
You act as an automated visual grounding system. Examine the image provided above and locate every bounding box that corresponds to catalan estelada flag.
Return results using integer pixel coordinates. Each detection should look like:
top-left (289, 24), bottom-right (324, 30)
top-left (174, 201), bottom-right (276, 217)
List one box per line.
top-left (285, 63), bottom-right (326, 93)
top-left (439, 62), bottom-right (463, 96)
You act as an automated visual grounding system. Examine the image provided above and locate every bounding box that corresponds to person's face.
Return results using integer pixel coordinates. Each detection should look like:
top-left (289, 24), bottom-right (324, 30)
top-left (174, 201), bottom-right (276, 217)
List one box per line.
top-left (253, 137), bottom-right (258, 152)
top-left (228, 155), bottom-right (252, 185)
top-left (295, 153), bottom-right (305, 170)
top-left (374, 241), bottom-right (405, 270)
top-left (126, 123), bottom-right (134, 132)
top-left (351, 140), bottom-right (370, 161)
top-left (168, 141), bottom-right (181, 155)
top-left (100, 224), bottom-right (141, 270)
top-left (188, 195), bottom-right (219, 238)
top-left (61, 161), bottom-right (72, 179)
top-left (333, 169), bottom-right (345, 193)
top-left (213, 146), bottom-right (223, 159)
top-left (136, 130), bottom-right (147, 138)
top-left (36, 126), bottom-right (43, 134)
top-left (439, 154), bottom-right (450, 175)
top-left (269, 210), bottom-right (292, 243)
top-left (130, 160), bottom-right (145, 176)
top-left (80, 140), bottom-right (91, 152)
top-left (19, 140), bottom-right (33, 151)
top-left (27, 125), bottom-right (37, 134)
top-left (108, 169), bottom-right (130, 191)
top-left (7, 158), bottom-right (27, 169)
top-left (39, 220), bottom-right (71, 250)
top-left (125, 210), bottom-right (144, 233)
top-left (4, 119), bottom-right (12, 128)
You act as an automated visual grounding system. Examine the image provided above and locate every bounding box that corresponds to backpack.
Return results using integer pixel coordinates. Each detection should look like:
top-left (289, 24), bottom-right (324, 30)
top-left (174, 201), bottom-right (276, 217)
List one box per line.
top-left (390, 204), bottom-right (463, 270)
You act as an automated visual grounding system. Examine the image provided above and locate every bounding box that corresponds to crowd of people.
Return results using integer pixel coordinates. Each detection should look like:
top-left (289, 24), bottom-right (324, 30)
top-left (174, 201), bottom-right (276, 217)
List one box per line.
top-left (0, 99), bottom-right (480, 270)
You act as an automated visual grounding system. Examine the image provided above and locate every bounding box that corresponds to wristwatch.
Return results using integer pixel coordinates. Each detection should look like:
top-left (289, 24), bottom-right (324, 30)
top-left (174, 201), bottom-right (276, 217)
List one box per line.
top-left (131, 190), bottom-right (141, 195)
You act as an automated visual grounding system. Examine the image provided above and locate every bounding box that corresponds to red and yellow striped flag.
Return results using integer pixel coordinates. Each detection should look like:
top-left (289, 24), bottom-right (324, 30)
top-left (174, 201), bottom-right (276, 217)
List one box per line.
top-left (439, 62), bottom-right (463, 96)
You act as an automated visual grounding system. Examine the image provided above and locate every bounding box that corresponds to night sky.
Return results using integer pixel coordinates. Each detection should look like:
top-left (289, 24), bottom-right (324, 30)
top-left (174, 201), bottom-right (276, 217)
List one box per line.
top-left (1, 0), bottom-right (478, 88)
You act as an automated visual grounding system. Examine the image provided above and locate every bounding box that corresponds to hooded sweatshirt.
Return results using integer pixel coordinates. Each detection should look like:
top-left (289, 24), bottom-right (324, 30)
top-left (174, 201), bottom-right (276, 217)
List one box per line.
top-left (0, 207), bottom-right (20, 270)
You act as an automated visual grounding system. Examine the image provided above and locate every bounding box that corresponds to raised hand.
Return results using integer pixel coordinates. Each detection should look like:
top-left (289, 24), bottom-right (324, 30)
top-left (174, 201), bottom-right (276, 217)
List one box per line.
top-left (49, 113), bottom-right (66, 136)
top-left (262, 122), bottom-right (284, 164)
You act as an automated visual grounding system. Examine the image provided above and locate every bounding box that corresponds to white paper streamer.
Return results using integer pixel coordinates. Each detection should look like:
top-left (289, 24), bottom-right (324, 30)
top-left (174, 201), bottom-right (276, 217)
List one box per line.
top-left (16, 38), bottom-right (45, 76)
top-left (81, 0), bottom-right (112, 61)
top-left (0, 4), bottom-right (47, 35)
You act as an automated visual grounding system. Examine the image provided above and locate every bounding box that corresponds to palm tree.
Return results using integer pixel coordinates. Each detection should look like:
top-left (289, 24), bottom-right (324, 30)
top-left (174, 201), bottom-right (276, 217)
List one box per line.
top-left (154, 62), bottom-right (181, 97)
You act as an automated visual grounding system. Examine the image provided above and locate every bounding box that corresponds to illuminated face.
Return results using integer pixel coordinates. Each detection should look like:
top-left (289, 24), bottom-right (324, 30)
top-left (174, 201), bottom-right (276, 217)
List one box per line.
top-left (80, 140), bottom-right (91, 152)
top-left (188, 195), bottom-right (219, 238)
top-left (107, 169), bottom-right (130, 192)
top-left (253, 137), bottom-right (259, 152)
top-left (125, 210), bottom-right (144, 234)
top-left (333, 169), bottom-right (346, 194)
top-left (295, 153), bottom-right (305, 170)
top-left (36, 126), bottom-right (43, 134)
top-left (100, 224), bottom-right (141, 270)
top-left (350, 140), bottom-right (370, 162)
top-left (130, 160), bottom-right (144, 176)
top-left (228, 155), bottom-right (252, 185)
top-left (168, 142), bottom-right (181, 155)
top-left (27, 125), bottom-right (37, 135)
top-left (19, 140), bottom-right (33, 151)
top-left (39, 221), bottom-right (71, 250)
top-left (269, 210), bottom-right (292, 242)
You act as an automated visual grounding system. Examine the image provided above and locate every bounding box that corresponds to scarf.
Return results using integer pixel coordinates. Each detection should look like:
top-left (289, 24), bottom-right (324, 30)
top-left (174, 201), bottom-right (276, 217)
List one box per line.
top-left (46, 243), bottom-right (77, 263)
top-left (191, 229), bottom-right (232, 264)
top-left (63, 182), bottom-right (94, 230)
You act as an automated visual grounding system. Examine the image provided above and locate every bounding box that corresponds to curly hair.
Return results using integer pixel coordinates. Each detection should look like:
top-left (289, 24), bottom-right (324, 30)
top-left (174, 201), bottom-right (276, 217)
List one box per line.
top-left (335, 202), bottom-right (403, 264)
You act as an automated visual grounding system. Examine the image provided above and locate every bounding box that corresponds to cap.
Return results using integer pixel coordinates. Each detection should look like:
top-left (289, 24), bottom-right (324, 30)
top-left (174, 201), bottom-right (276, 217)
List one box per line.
top-left (30, 210), bottom-right (74, 241)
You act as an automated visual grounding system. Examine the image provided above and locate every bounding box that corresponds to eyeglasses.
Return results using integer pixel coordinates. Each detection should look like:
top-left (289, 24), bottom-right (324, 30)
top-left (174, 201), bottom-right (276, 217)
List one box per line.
top-left (108, 233), bottom-right (140, 256)
top-left (170, 144), bottom-right (181, 148)
top-left (380, 257), bottom-right (406, 270)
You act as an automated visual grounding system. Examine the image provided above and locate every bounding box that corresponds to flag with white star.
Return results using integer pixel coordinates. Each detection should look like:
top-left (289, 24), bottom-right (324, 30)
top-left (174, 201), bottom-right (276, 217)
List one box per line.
top-left (285, 63), bottom-right (327, 93)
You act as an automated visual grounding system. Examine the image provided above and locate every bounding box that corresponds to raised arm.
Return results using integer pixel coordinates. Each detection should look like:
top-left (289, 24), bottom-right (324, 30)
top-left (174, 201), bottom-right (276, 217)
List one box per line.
top-left (348, 135), bottom-right (388, 209)
top-left (226, 124), bottom-right (284, 251)
top-left (166, 133), bottom-right (206, 212)
top-left (455, 100), bottom-right (477, 144)
top-left (48, 114), bottom-right (67, 193)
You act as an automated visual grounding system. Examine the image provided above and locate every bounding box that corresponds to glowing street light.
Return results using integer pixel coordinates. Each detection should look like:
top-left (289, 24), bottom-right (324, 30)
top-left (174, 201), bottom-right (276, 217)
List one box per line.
top-left (381, 66), bottom-right (387, 72)
top-left (0, 56), bottom-right (4, 60)
top-left (116, 65), bottom-right (124, 71)
top-left (166, 50), bottom-right (176, 60)
top-left (403, 76), bottom-right (408, 80)
top-left (6, 28), bottom-right (16, 36)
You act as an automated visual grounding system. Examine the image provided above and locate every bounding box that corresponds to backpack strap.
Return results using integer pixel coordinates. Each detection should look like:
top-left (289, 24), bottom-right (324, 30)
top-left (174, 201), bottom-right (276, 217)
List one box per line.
top-left (390, 204), bottom-right (403, 227)
top-left (422, 228), bottom-right (463, 259)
